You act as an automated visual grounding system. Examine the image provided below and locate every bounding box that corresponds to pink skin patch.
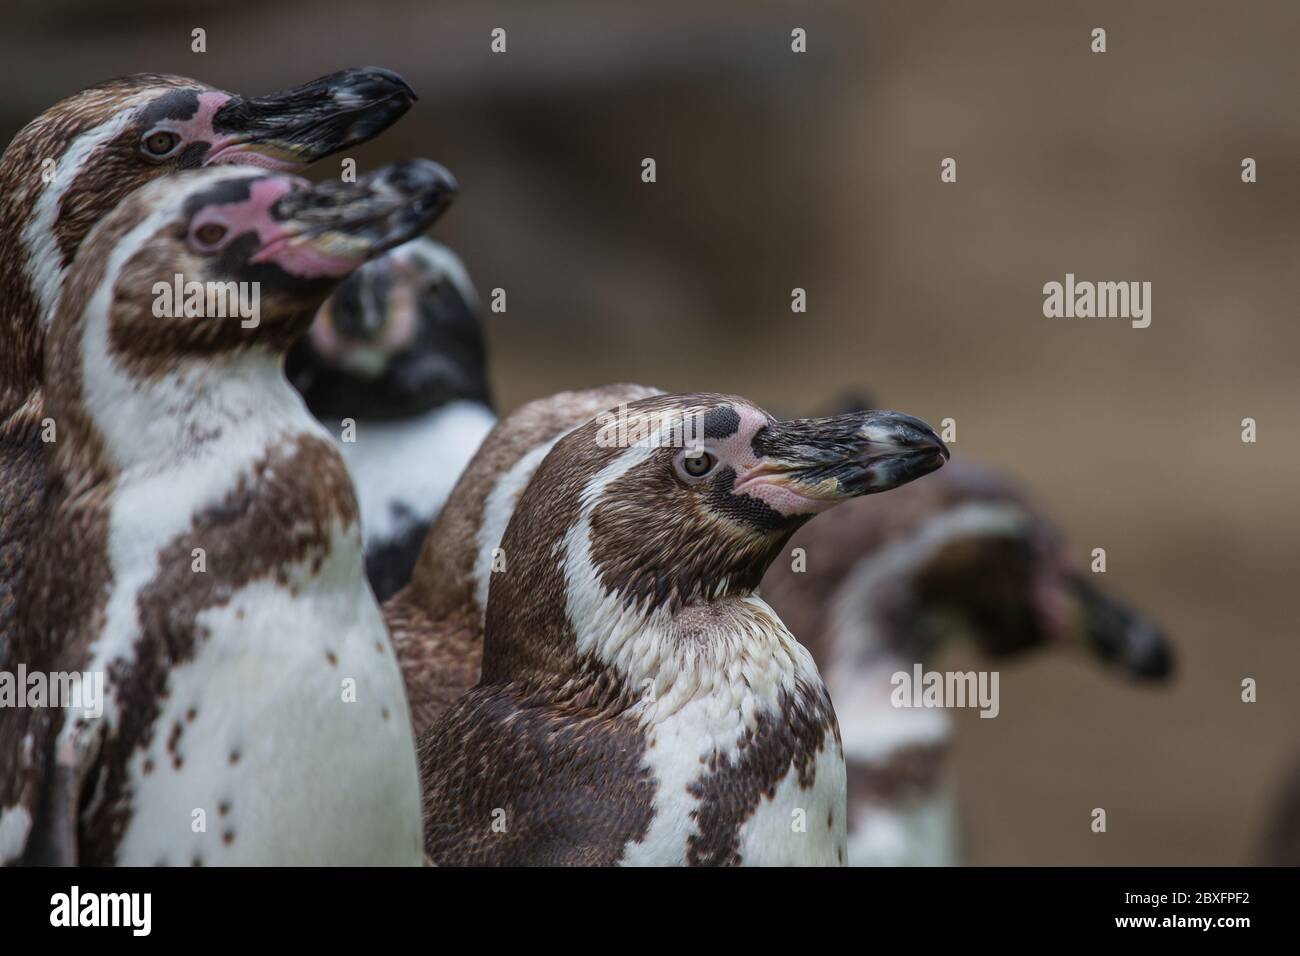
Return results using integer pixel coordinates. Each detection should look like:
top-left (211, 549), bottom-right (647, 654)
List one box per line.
top-left (711, 406), bottom-right (839, 518)
top-left (379, 260), bottom-right (420, 351)
top-left (307, 254), bottom-right (419, 360)
top-left (193, 91), bottom-right (309, 172)
top-left (1034, 547), bottom-right (1080, 640)
top-left (190, 177), bottom-right (367, 280)
top-left (135, 91), bottom-right (306, 172)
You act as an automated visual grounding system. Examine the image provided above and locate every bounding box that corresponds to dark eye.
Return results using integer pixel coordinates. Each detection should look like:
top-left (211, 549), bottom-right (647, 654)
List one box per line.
top-left (193, 223), bottom-right (227, 248)
top-left (681, 451), bottom-right (717, 478)
top-left (141, 130), bottom-right (181, 157)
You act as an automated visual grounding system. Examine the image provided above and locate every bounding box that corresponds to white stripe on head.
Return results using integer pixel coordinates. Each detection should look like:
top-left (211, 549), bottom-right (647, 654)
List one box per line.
top-left (557, 438), bottom-right (816, 715)
top-left (824, 500), bottom-right (1030, 678)
top-left (22, 96), bottom-right (156, 330)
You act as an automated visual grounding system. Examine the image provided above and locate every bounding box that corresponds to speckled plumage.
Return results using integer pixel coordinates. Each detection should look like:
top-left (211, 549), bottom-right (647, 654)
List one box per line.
top-left (0, 68), bottom-right (416, 672)
top-left (0, 159), bottom-right (455, 865)
top-left (416, 392), bottom-right (948, 865)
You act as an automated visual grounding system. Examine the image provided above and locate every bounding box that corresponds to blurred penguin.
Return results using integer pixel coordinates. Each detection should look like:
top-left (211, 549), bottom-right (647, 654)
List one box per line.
top-left (287, 238), bottom-right (494, 600)
top-left (762, 393), bottom-right (1173, 865)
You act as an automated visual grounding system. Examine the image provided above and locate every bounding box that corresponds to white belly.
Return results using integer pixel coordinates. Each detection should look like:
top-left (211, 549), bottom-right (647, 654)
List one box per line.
top-left (336, 400), bottom-right (495, 551)
top-left (111, 539), bottom-right (422, 866)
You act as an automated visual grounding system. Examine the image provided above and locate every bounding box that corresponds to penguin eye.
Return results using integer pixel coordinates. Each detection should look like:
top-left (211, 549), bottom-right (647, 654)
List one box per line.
top-left (192, 223), bottom-right (228, 249)
top-left (141, 130), bottom-right (181, 158)
top-left (677, 450), bottom-right (718, 480)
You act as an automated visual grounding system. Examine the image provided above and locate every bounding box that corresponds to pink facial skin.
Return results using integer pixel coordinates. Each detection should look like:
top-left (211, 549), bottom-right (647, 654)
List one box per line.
top-left (710, 406), bottom-right (839, 518)
top-left (1034, 547), bottom-right (1082, 640)
top-left (188, 92), bottom-right (309, 172)
top-left (133, 91), bottom-right (307, 172)
top-left (189, 177), bottom-right (366, 279)
top-left (307, 256), bottom-right (420, 359)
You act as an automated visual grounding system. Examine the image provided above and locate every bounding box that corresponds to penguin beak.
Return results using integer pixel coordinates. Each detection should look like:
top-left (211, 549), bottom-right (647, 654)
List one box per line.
top-left (255, 160), bottom-right (457, 277)
top-left (744, 410), bottom-right (950, 509)
top-left (207, 67), bottom-right (417, 169)
top-left (1067, 574), bottom-right (1174, 680)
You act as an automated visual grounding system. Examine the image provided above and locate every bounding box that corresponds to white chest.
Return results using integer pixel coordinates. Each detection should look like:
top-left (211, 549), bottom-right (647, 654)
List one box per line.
top-left (68, 398), bottom-right (421, 864)
top-left (334, 400), bottom-right (495, 550)
top-left (110, 534), bottom-right (422, 865)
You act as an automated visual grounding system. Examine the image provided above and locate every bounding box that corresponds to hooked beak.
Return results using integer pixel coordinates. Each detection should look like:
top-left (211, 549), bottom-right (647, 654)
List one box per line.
top-left (744, 410), bottom-right (950, 511)
top-left (1069, 575), bottom-right (1173, 680)
top-left (208, 67), bottom-right (416, 169)
top-left (254, 159), bottom-right (457, 277)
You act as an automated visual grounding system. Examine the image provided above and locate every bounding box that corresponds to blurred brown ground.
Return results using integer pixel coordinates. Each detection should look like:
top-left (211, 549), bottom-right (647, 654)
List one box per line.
top-left (2, 0), bottom-right (1295, 864)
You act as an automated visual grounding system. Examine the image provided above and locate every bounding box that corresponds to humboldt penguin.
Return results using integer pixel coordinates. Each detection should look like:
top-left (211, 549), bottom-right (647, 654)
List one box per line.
top-left (762, 452), bottom-right (1172, 866)
top-left (418, 392), bottom-right (950, 865)
top-left (286, 238), bottom-right (494, 601)
top-left (0, 158), bottom-right (456, 865)
top-left (0, 67), bottom-right (417, 668)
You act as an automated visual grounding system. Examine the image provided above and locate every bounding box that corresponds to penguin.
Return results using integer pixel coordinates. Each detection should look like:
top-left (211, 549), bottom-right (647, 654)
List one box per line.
top-left (761, 459), bottom-right (1172, 866)
top-left (385, 384), bottom-right (659, 737)
top-left (417, 391), bottom-right (950, 865)
top-left (0, 68), bottom-right (418, 669)
top-left (0, 158), bottom-right (457, 865)
top-left (286, 238), bottom-right (495, 602)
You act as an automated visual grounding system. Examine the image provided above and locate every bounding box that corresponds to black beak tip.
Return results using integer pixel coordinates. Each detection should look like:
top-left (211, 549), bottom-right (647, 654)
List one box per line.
top-left (346, 66), bottom-right (418, 105)
top-left (1129, 637), bottom-right (1174, 681)
top-left (900, 416), bottom-right (950, 466)
top-left (405, 159), bottom-right (458, 206)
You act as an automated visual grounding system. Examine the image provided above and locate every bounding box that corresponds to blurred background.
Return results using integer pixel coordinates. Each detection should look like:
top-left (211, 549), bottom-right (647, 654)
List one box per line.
top-left (3, 0), bottom-right (1295, 864)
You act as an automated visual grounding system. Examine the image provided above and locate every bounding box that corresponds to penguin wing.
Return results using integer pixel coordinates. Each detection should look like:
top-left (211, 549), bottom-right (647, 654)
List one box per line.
top-left (419, 685), bottom-right (656, 866)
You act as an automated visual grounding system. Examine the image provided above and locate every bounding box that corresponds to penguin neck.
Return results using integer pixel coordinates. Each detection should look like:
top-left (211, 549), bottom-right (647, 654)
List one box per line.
top-left (591, 592), bottom-right (820, 722)
top-left (55, 345), bottom-right (308, 483)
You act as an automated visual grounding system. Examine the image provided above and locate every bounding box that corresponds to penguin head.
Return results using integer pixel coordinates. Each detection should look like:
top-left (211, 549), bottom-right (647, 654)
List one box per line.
top-left (1, 68), bottom-right (416, 303)
top-left (286, 238), bottom-right (492, 420)
top-left (50, 160), bottom-right (456, 369)
top-left (481, 393), bottom-right (948, 681)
